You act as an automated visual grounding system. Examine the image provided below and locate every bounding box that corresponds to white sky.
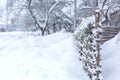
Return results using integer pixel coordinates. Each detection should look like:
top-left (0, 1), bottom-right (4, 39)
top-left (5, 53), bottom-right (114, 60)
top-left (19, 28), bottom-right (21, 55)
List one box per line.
top-left (0, 0), bottom-right (6, 8)
top-left (0, 0), bottom-right (6, 24)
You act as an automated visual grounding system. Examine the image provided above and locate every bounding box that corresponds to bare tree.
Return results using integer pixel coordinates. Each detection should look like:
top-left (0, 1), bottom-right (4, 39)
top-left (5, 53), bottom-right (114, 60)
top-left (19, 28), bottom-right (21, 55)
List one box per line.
top-left (100, 0), bottom-right (120, 26)
top-left (27, 0), bottom-right (64, 35)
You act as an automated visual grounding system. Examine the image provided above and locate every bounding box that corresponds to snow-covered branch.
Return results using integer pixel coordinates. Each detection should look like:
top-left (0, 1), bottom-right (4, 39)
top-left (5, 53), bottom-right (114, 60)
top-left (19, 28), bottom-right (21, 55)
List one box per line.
top-left (44, 2), bottom-right (60, 29)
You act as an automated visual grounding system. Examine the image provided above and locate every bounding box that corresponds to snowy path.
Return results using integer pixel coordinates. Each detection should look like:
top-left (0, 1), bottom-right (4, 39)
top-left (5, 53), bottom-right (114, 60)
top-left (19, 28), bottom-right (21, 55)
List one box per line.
top-left (0, 32), bottom-right (89, 80)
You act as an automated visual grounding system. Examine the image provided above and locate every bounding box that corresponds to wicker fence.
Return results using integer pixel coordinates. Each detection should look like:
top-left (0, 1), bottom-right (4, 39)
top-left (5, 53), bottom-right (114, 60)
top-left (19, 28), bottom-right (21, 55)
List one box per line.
top-left (75, 11), bottom-right (103, 80)
top-left (102, 27), bottom-right (120, 42)
top-left (75, 9), bottom-right (120, 80)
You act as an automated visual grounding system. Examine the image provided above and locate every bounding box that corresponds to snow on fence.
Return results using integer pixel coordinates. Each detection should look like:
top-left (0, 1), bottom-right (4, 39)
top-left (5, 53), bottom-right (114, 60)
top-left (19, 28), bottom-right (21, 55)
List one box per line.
top-left (74, 10), bottom-right (103, 80)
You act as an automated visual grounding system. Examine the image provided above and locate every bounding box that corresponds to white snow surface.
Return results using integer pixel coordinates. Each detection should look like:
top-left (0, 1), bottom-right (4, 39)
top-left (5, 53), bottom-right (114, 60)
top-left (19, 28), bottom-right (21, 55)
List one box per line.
top-left (102, 32), bottom-right (120, 80)
top-left (0, 31), bottom-right (89, 80)
top-left (1, 31), bottom-right (119, 80)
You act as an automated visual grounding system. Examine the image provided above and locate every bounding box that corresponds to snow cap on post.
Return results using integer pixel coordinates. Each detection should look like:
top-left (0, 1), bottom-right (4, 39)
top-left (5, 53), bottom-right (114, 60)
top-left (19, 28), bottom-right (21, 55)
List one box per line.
top-left (95, 9), bottom-right (100, 23)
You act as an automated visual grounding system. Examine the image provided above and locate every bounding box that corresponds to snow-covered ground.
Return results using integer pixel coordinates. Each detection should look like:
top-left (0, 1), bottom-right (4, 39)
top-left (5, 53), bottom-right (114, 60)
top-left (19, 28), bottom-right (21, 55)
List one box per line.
top-left (0, 31), bottom-right (120, 80)
top-left (0, 31), bottom-right (89, 80)
top-left (102, 32), bottom-right (120, 80)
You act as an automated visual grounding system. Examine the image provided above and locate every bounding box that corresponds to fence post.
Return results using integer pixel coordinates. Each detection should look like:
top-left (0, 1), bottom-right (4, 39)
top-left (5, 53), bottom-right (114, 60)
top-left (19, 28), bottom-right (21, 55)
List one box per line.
top-left (92, 9), bottom-right (103, 80)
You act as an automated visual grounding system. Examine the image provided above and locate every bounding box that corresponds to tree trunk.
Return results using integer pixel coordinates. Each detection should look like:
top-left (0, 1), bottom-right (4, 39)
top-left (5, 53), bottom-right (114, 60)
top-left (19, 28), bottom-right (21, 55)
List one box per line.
top-left (74, 0), bottom-right (77, 30)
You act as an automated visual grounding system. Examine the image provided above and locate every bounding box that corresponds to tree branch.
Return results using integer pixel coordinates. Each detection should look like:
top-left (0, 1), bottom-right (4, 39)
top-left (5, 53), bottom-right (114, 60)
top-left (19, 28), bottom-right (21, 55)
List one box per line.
top-left (27, 0), bottom-right (44, 33)
top-left (43, 2), bottom-right (60, 31)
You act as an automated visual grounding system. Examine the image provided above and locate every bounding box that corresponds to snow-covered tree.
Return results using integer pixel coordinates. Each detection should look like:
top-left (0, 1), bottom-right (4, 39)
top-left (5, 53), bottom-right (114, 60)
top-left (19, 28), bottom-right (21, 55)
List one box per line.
top-left (7, 0), bottom-right (74, 35)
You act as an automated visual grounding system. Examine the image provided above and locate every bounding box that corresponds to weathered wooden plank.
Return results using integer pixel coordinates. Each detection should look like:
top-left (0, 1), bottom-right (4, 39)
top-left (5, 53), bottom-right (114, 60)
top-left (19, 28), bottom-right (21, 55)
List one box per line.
top-left (101, 27), bottom-right (120, 42)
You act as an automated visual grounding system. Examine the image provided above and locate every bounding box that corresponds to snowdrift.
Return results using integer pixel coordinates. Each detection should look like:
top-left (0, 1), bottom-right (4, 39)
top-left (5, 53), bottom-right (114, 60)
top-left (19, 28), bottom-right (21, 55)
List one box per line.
top-left (0, 31), bottom-right (89, 80)
top-left (102, 32), bottom-right (120, 80)
top-left (0, 31), bottom-right (120, 80)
